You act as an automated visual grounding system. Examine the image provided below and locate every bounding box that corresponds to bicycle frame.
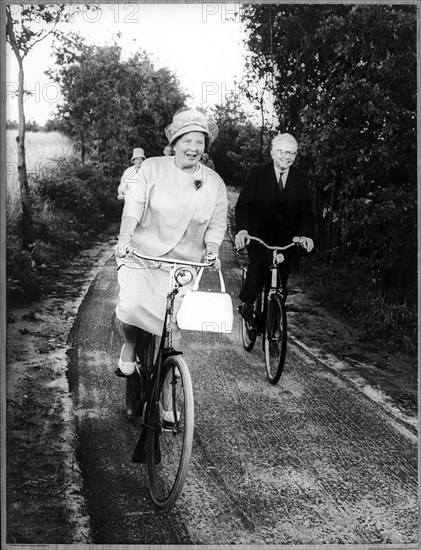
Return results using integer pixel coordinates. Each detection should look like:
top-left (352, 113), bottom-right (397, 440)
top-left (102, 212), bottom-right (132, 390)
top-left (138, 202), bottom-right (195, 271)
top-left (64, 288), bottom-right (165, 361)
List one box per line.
top-left (248, 236), bottom-right (298, 322)
top-left (240, 236), bottom-right (301, 384)
top-left (125, 248), bottom-right (216, 463)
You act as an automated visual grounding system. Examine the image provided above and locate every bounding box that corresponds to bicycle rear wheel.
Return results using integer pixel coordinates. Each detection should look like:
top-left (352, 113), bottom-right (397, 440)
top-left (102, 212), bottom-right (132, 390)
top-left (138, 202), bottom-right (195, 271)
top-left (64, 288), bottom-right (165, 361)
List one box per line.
top-left (241, 267), bottom-right (258, 351)
top-left (146, 354), bottom-right (194, 508)
top-left (125, 330), bottom-right (156, 421)
top-left (264, 294), bottom-right (287, 384)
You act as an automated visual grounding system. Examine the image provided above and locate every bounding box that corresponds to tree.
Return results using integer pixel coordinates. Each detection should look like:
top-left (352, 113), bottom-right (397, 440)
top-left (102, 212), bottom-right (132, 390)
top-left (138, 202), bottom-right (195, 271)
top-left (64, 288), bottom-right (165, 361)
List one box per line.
top-left (6, 4), bottom-right (83, 248)
top-left (242, 5), bottom-right (331, 134)
top-left (45, 31), bottom-right (93, 163)
top-left (47, 37), bottom-right (187, 175)
top-left (210, 96), bottom-right (263, 186)
top-left (241, 4), bottom-right (417, 300)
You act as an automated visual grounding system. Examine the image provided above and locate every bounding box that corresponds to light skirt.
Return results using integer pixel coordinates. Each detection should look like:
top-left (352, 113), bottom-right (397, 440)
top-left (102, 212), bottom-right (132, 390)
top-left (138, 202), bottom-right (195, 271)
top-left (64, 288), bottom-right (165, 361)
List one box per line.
top-left (115, 260), bottom-right (194, 337)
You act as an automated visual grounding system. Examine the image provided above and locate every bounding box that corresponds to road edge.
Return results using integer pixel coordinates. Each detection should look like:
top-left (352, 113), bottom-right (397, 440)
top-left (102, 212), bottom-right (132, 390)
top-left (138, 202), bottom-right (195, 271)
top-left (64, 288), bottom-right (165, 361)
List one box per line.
top-left (5, 236), bottom-right (116, 545)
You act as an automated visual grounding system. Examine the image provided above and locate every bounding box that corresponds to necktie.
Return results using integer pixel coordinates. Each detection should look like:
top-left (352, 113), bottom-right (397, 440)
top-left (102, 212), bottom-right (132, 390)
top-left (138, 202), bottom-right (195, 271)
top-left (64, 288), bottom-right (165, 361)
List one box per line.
top-left (278, 171), bottom-right (285, 189)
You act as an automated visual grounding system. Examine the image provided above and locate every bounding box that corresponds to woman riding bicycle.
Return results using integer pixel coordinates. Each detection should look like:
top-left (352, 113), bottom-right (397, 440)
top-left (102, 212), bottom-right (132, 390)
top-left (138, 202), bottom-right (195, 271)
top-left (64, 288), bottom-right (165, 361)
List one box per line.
top-left (115, 108), bottom-right (228, 377)
top-left (235, 133), bottom-right (315, 322)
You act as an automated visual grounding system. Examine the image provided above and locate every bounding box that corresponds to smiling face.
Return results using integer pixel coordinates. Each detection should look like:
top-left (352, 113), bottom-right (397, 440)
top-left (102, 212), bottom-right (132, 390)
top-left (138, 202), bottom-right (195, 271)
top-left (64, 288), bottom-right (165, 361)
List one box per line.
top-left (271, 137), bottom-right (298, 171)
top-left (173, 131), bottom-right (206, 172)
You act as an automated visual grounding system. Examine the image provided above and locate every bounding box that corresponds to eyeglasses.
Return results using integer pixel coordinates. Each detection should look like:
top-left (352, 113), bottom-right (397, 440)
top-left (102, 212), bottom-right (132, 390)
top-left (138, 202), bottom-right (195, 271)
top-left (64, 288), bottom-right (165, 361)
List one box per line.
top-left (273, 149), bottom-right (297, 157)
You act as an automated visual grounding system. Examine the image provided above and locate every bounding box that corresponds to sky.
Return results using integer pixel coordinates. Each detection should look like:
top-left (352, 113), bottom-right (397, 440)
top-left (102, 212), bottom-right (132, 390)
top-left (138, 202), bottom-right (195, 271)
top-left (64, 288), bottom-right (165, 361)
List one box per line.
top-left (5, 3), bottom-right (251, 125)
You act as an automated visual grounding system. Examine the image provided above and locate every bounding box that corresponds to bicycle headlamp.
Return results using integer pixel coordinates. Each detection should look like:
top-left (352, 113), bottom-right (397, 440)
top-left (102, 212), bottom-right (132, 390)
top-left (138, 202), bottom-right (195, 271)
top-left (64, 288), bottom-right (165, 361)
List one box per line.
top-left (174, 268), bottom-right (193, 286)
top-left (275, 253), bottom-right (285, 263)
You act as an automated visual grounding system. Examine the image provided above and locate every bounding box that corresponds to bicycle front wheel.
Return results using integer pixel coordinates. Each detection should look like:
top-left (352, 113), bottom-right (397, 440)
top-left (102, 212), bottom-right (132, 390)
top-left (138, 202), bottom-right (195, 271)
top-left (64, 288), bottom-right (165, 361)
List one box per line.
top-left (264, 294), bottom-right (287, 385)
top-left (146, 354), bottom-right (194, 508)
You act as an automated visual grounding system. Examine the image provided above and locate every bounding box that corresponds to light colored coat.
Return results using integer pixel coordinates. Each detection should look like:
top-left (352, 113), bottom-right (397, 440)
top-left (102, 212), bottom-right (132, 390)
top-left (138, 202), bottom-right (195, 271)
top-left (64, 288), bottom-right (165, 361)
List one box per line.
top-left (123, 156), bottom-right (227, 259)
top-left (117, 165), bottom-right (139, 198)
top-left (116, 156), bottom-right (228, 335)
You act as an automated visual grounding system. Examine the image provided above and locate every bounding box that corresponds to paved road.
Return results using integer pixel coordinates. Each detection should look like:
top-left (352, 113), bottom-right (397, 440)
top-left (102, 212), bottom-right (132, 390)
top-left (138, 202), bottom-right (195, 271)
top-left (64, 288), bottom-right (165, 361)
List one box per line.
top-left (67, 238), bottom-right (418, 546)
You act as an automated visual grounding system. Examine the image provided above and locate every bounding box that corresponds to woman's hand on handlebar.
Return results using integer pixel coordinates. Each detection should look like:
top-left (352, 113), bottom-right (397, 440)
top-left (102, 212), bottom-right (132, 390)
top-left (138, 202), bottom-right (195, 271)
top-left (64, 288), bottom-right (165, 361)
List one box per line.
top-left (235, 230), bottom-right (250, 251)
top-left (116, 233), bottom-right (134, 257)
top-left (205, 243), bottom-right (221, 270)
top-left (205, 252), bottom-right (221, 271)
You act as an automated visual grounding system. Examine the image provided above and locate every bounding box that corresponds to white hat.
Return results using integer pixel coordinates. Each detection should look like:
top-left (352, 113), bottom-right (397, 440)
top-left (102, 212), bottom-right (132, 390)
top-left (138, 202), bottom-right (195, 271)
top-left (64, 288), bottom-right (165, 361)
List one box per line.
top-left (164, 108), bottom-right (218, 145)
top-left (131, 147), bottom-right (146, 162)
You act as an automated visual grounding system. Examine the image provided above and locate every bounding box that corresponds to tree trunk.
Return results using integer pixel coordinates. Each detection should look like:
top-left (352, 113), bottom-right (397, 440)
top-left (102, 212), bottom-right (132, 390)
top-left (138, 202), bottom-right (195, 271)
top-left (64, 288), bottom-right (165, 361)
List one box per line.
top-left (18, 59), bottom-right (36, 248)
top-left (326, 174), bottom-right (338, 251)
top-left (6, 8), bottom-right (34, 249)
top-left (259, 95), bottom-right (265, 163)
top-left (80, 128), bottom-right (86, 164)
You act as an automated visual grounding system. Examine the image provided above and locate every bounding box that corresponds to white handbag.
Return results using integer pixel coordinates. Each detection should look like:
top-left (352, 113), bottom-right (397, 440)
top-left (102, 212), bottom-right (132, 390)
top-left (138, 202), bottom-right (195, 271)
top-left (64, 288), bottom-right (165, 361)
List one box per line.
top-left (177, 268), bottom-right (233, 333)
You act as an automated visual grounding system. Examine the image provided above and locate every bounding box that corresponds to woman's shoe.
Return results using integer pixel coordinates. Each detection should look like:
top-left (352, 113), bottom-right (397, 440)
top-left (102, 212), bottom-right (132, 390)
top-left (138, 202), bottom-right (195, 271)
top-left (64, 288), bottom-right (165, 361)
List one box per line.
top-left (115, 345), bottom-right (136, 377)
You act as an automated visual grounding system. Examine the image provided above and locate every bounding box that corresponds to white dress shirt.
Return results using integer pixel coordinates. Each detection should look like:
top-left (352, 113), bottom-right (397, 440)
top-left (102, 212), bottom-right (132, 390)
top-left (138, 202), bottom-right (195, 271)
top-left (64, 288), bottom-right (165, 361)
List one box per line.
top-left (274, 167), bottom-right (289, 188)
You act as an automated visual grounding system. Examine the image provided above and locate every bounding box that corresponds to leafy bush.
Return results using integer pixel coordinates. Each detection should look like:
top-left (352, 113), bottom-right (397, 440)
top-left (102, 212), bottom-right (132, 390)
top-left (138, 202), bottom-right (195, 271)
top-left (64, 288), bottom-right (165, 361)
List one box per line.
top-left (340, 185), bottom-right (417, 304)
top-left (360, 297), bottom-right (417, 354)
top-left (33, 156), bottom-right (120, 247)
top-left (6, 238), bottom-right (45, 303)
top-left (299, 255), bottom-right (417, 354)
top-left (30, 240), bottom-right (65, 267)
top-left (211, 97), bottom-right (264, 186)
top-left (7, 156), bottom-right (120, 305)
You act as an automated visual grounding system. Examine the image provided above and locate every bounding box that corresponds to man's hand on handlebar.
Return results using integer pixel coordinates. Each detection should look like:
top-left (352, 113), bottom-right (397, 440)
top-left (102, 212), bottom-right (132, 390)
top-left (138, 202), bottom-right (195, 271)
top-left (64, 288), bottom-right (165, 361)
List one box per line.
top-left (235, 230), bottom-right (250, 251)
top-left (293, 236), bottom-right (314, 252)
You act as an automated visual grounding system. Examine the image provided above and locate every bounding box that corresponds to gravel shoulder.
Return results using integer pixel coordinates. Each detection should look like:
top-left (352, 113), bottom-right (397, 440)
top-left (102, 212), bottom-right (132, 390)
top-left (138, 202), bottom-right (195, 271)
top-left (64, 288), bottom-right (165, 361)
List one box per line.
top-left (5, 237), bottom-right (116, 544)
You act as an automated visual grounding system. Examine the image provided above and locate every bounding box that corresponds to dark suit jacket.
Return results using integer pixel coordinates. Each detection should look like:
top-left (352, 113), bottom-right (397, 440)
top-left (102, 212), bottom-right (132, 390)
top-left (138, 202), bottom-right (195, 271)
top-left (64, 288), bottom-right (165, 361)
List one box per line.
top-left (235, 161), bottom-right (314, 242)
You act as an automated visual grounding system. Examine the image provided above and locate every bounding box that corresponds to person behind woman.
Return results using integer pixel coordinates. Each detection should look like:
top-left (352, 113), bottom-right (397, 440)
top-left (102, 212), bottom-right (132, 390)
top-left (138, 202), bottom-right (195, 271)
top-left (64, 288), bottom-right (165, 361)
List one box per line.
top-left (117, 147), bottom-right (146, 200)
top-left (115, 108), bottom-right (228, 376)
top-left (163, 144), bottom-right (173, 156)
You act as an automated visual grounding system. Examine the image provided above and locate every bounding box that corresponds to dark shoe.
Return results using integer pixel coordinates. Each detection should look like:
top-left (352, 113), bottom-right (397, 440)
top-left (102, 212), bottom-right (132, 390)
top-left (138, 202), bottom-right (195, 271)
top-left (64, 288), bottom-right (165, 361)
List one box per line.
top-left (162, 420), bottom-right (176, 431)
top-left (115, 366), bottom-right (134, 378)
top-left (239, 302), bottom-right (254, 323)
top-left (162, 410), bottom-right (180, 431)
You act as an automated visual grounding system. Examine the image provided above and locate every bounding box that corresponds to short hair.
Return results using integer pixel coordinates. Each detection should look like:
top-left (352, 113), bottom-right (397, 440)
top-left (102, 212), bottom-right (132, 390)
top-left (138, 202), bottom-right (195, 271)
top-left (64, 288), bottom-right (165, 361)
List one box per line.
top-left (271, 133), bottom-right (298, 151)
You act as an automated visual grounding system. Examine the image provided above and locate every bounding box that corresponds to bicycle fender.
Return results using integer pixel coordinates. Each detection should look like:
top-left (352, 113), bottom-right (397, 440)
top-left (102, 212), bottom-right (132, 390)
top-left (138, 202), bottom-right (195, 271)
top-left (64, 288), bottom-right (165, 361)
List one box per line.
top-left (161, 347), bottom-right (183, 361)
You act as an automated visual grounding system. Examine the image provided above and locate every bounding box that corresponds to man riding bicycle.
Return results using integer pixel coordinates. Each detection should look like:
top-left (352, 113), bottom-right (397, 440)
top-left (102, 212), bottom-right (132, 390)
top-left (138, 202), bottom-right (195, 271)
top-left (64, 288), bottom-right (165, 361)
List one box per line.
top-left (235, 133), bottom-right (315, 323)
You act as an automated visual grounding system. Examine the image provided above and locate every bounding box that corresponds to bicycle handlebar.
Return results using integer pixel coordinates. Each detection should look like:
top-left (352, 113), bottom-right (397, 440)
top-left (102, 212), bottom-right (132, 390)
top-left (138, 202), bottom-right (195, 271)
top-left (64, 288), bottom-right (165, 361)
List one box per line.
top-left (246, 236), bottom-right (300, 251)
top-left (127, 246), bottom-right (217, 268)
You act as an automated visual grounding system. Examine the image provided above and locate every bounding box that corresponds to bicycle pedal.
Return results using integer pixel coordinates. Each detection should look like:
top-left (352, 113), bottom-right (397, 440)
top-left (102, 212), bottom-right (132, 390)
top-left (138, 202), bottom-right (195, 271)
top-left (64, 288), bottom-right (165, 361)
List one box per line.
top-left (162, 420), bottom-right (177, 432)
top-left (115, 367), bottom-right (131, 378)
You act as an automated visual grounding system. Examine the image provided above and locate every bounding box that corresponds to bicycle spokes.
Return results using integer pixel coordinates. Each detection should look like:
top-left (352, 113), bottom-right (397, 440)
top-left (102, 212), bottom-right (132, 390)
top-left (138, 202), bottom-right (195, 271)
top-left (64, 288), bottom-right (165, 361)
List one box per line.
top-left (268, 315), bottom-right (282, 357)
top-left (146, 356), bottom-right (194, 508)
top-left (264, 296), bottom-right (287, 385)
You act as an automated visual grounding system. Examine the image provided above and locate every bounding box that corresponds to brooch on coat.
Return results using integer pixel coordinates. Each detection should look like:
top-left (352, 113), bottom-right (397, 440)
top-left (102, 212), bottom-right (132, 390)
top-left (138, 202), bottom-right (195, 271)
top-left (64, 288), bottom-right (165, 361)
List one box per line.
top-left (194, 178), bottom-right (203, 190)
